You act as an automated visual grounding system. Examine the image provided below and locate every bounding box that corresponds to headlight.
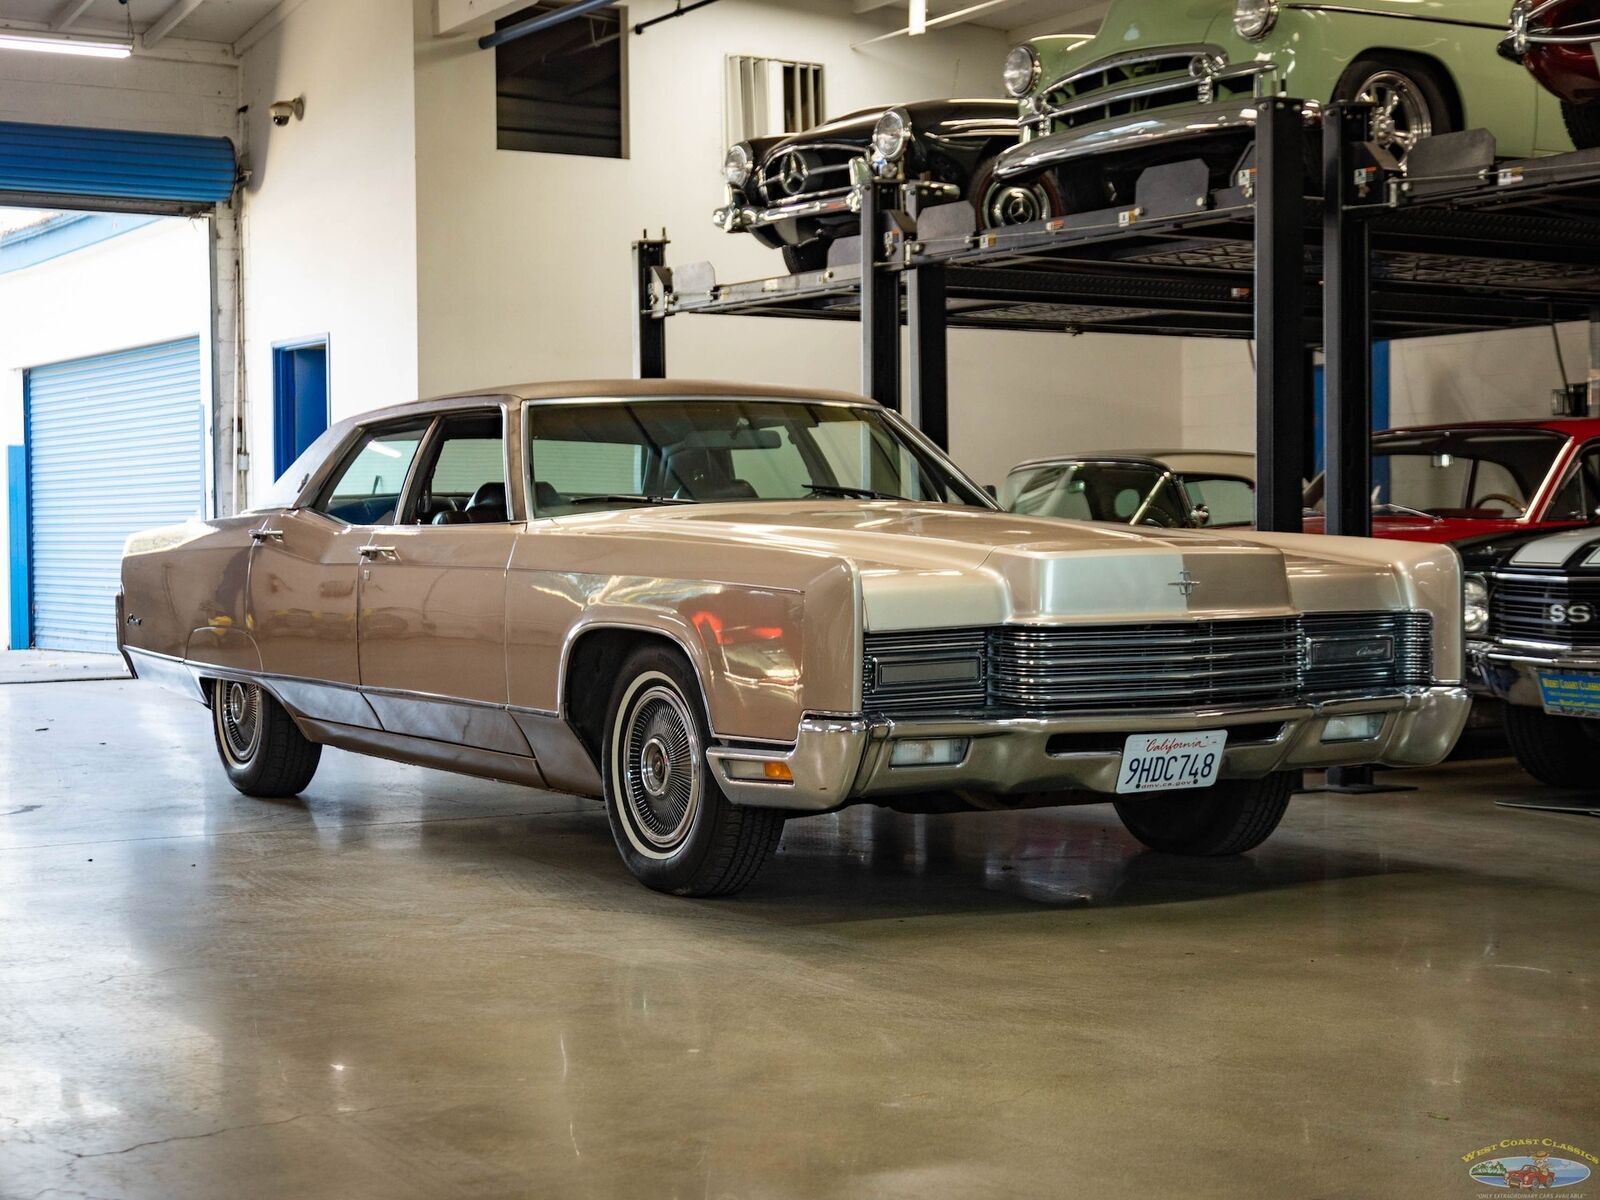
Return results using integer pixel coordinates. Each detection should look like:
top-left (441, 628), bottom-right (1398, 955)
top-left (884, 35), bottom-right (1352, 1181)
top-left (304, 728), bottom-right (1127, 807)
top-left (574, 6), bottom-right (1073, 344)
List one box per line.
top-left (1003, 44), bottom-right (1041, 98)
top-left (723, 143), bottom-right (753, 189)
top-left (872, 108), bottom-right (911, 165)
top-left (1464, 574), bottom-right (1490, 637)
top-left (1233, 0), bottom-right (1279, 40)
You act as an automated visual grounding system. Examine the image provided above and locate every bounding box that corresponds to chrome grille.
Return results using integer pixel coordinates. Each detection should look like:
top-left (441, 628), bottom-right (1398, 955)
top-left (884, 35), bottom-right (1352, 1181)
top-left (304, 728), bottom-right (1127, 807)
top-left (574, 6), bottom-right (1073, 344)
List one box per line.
top-left (861, 612), bottom-right (1433, 720)
top-left (1492, 575), bottom-right (1600, 648)
top-left (757, 144), bottom-right (860, 205)
top-left (1033, 44), bottom-right (1259, 133)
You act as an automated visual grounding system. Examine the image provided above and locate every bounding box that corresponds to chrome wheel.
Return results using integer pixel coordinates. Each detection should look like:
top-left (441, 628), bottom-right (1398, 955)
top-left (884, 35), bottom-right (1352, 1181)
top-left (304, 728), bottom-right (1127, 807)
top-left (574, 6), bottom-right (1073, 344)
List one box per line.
top-left (984, 180), bottom-right (1053, 227)
top-left (620, 683), bottom-right (701, 851)
top-left (217, 681), bottom-right (262, 765)
top-left (1356, 70), bottom-right (1433, 159)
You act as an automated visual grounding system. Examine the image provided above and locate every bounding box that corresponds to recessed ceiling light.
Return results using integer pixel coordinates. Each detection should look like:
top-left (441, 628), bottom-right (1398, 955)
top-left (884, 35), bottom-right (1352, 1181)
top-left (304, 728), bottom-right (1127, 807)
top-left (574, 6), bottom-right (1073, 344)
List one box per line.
top-left (0, 33), bottom-right (132, 59)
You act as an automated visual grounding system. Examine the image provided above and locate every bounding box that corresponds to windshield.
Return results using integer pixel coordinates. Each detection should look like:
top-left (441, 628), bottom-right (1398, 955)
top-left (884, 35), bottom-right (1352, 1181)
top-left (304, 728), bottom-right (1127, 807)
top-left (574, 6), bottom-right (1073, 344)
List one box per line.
top-left (525, 398), bottom-right (991, 515)
top-left (1306, 429), bottom-right (1568, 520)
top-left (1000, 461), bottom-right (1193, 528)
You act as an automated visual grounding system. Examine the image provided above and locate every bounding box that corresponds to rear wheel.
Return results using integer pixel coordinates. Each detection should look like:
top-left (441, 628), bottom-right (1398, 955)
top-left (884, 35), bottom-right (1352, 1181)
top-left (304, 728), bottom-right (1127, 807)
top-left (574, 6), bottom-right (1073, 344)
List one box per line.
top-left (1503, 703), bottom-right (1597, 789)
top-left (781, 240), bottom-right (830, 274)
top-left (1333, 56), bottom-right (1456, 164)
top-left (1563, 101), bottom-right (1600, 150)
top-left (211, 679), bottom-right (321, 797)
top-left (1113, 772), bottom-right (1294, 856)
top-left (603, 646), bottom-right (785, 896)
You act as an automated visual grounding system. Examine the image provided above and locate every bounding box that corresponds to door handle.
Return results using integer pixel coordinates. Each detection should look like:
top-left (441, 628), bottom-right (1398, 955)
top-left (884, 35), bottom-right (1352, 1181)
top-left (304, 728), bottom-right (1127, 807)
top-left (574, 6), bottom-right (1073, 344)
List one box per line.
top-left (249, 527), bottom-right (284, 543)
top-left (359, 545), bottom-right (399, 561)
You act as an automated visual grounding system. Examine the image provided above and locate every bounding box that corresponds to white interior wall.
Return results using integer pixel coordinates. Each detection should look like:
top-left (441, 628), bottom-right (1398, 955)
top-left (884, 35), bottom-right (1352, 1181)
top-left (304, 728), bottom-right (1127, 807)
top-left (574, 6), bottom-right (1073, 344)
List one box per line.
top-left (411, 0), bottom-right (1186, 485)
top-left (237, 0), bottom-right (420, 504)
top-left (0, 217), bottom-right (212, 649)
top-left (0, 48), bottom-right (237, 139)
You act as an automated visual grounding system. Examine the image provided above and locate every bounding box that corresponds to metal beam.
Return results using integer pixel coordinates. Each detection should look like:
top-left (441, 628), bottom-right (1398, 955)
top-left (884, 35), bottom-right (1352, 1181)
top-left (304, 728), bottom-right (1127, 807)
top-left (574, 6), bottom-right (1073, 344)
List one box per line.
top-left (860, 181), bottom-right (902, 408)
top-left (632, 236), bottom-right (668, 380)
top-left (50, 0), bottom-right (96, 31)
top-left (1323, 102), bottom-right (1373, 541)
top-left (143, 0), bottom-right (208, 48)
top-left (1253, 98), bottom-right (1309, 533)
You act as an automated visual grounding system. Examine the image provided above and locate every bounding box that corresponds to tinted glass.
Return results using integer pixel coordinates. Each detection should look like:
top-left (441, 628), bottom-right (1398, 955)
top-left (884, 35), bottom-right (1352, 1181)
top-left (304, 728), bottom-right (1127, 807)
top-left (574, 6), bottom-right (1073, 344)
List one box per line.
top-left (1002, 462), bottom-right (1191, 528)
top-left (1546, 445), bottom-right (1600, 522)
top-left (1183, 475), bottom-right (1255, 527)
top-left (526, 399), bottom-right (989, 515)
top-left (1308, 430), bottom-right (1567, 519)
top-left (316, 422), bottom-right (428, 525)
top-left (411, 412), bottom-right (508, 525)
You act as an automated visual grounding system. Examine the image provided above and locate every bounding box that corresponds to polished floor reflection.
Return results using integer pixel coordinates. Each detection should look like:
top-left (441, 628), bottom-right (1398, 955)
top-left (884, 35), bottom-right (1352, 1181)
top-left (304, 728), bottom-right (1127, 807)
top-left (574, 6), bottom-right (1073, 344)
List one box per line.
top-left (1, 681), bottom-right (1595, 1199)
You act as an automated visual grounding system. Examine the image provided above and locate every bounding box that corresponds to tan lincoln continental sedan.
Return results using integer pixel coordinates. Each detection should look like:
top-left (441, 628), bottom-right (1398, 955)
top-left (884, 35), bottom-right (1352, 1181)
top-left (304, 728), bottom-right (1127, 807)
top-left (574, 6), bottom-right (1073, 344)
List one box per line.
top-left (119, 381), bottom-right (1472, 895)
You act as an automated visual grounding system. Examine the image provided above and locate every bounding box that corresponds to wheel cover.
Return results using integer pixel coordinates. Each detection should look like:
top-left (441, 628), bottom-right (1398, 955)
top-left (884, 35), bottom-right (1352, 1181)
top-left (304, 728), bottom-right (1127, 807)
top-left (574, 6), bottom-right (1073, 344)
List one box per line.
top-left (218, 681), bottom-right (262, 765)
top-left (1357, 70), bottom-right (1433, 159)
top-left (620, 684), bottom-right (701, 850)
top-left (984, 180), bottom-right (1052, 227)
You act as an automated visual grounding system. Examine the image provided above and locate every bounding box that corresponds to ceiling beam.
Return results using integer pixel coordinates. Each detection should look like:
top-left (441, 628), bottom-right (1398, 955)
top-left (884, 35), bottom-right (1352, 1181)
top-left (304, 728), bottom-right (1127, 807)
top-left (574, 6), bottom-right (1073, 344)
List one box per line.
top-left (143, 0), bottom-right (209, 48)
top-left (1009, 2), bottom-right (1108, 41)
top-left (853, 0), bottom-right (900, 10)
top-left (50, 0), bottom-right (98, 31)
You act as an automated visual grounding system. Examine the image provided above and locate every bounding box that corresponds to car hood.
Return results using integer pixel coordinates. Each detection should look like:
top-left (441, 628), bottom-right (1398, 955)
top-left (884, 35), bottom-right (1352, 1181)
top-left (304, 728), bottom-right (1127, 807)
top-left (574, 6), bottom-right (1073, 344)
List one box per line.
top-left (760, 100), bottom-right (1018, 157)
top-left (1301, 514), bottom-right (1536, 543)
top-left (560, 502), bottom-right (1329, 629)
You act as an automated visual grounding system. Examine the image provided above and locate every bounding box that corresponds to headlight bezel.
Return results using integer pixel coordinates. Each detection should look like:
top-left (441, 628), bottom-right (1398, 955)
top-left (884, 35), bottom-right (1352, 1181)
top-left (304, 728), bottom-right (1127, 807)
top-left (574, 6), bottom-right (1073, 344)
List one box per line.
top-left (723, 142), bottom-right (754, 189)
top-left (1233, 0), bottom-right (1279, 41)
top-left (1464, 573), bottom-right (1490, 638)
top-left (872, 107), bottom-right (912, 167)
top-left (1003, 44), bottom-right (1041, 98)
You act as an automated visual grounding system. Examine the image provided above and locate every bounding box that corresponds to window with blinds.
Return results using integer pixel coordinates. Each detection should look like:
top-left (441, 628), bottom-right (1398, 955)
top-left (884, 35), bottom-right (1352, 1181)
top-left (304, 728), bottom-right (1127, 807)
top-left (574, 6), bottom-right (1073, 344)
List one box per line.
top-left (725, 56), bottom-right (826, 145)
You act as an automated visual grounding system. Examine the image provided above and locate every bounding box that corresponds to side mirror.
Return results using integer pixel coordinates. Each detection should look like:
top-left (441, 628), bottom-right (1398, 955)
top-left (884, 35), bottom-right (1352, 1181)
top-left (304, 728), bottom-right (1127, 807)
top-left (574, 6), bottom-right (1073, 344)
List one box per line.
top-left (1190, 505), bottom-right (1211, 527)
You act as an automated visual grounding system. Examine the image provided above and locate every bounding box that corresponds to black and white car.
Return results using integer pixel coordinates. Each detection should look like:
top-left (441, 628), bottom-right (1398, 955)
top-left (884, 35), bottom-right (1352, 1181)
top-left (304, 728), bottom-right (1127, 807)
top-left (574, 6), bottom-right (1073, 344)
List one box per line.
top-left (1474, 528), bottom-right (1600, 787)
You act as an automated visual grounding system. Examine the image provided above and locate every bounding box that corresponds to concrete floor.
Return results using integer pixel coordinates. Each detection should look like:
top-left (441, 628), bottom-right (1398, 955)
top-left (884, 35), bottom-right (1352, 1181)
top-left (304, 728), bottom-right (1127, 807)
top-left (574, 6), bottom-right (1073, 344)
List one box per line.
top-left (1, 680), bottom-right (1596, 1200)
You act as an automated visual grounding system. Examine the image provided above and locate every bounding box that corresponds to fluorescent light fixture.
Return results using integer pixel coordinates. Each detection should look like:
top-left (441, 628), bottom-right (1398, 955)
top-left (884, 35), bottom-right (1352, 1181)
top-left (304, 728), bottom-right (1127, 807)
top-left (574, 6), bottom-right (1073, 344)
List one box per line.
top-left (0, 33), bottom-right (131, 58)
top-left (910, 0), bottom-right (927, 35)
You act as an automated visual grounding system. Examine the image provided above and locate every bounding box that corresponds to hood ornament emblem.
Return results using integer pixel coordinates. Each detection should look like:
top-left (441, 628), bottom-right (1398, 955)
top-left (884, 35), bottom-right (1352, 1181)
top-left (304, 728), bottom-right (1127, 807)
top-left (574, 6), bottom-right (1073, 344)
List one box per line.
top-left (1170, 569), bottom-right (1199, 597)
top-left (778, 152), bottom-right (810, 196)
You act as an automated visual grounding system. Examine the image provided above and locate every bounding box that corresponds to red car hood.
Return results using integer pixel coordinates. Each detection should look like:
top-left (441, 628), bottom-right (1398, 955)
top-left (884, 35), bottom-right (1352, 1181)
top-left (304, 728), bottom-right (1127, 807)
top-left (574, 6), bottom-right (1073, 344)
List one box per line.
top-left (1301, 515), bottom-right (1578, 544)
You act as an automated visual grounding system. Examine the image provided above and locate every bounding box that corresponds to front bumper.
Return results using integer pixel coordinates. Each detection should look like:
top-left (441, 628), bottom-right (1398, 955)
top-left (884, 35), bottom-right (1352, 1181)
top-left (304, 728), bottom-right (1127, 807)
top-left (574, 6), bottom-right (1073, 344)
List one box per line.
top-left (713, 187), bottom-right (862, 236)
top-left (1473, 641), bottom-right (1600, 708)
top-left (995, 97), bottom-right (1320, 180)
top-left (710, 687), bottom-right (1471, 812)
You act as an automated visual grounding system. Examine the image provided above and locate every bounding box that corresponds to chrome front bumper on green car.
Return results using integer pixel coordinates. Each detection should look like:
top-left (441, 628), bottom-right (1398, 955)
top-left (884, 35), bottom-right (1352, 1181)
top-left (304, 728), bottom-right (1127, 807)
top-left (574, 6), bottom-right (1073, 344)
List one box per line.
top-left (708, 687), bottom-right (1472, 812)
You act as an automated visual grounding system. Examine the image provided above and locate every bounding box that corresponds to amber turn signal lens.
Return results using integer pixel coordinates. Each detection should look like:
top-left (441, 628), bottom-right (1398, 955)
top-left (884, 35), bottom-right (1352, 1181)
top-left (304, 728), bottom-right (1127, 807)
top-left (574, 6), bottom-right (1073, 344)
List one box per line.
top-left (763, 762), bottom-right (794, 781)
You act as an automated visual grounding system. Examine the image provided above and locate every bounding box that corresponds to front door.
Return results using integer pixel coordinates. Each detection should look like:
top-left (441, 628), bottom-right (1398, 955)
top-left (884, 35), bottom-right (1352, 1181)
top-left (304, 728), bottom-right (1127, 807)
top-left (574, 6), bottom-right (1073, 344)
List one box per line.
top-left (247, 418), bottom-right (429, 725)
top-left (356, 409), bottom-right (527, 755)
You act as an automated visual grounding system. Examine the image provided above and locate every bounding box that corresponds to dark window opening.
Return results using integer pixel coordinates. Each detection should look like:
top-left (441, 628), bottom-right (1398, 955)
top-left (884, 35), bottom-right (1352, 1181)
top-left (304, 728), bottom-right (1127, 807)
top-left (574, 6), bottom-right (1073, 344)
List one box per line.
top-left (495, 3), bottom-right (627, 158)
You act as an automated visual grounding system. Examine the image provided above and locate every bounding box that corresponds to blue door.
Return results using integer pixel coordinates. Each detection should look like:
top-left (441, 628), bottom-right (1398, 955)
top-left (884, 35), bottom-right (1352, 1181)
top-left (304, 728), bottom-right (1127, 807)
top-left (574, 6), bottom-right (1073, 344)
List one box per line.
top-left (25, 338), bottom-right (206, 653)
top-left (273, 341), bottom-right (329, 478)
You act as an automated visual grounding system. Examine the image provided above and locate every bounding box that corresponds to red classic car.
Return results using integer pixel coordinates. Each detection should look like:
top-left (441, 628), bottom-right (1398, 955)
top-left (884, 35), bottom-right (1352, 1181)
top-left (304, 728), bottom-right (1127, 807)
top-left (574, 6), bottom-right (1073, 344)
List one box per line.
top-left (1503, 1), bottom-right (1600, 147)
top-left (1305, 418), bottom-right (1600, 558)
top-left (1506, 1160), bottom-right (1558, 1188)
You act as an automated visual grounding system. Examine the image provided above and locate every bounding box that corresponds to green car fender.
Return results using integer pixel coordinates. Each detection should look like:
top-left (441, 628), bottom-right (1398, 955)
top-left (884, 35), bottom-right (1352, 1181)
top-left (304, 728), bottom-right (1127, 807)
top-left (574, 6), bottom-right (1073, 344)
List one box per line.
top-left (1023, 0), bottom-right (1570, 159)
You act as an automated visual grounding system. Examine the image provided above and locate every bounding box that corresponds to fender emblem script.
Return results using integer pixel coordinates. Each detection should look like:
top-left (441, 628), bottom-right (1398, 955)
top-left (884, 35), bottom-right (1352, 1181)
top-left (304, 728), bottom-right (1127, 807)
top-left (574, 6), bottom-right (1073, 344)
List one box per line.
top-left (1170, 569), bottom-right (1199, 597)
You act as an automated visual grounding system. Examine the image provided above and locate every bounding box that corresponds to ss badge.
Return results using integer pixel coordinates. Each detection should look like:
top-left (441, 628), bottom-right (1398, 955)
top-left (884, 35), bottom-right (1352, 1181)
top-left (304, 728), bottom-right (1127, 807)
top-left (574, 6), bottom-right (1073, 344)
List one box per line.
top-left (1549, 603), bottom-right (1595, 625)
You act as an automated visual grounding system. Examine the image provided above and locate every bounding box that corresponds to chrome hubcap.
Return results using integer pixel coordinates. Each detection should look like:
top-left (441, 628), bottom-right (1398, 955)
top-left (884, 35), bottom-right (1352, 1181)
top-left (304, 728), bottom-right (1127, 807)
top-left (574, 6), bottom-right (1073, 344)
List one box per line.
top-left (218, 681), bottom-right (262, 764)
top-left (1358, 70), bottom-right (1432, 159)
top-left (622, 686), bottom-right (700, 850)
top-left (985, 182), bottom-right (1051, 227)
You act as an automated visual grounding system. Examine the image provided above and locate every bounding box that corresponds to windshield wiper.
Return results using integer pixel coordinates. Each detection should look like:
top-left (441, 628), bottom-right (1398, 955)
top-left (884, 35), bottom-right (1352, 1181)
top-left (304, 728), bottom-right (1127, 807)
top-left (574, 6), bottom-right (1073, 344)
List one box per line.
top-left (805, 482), bottom-right (908, 501)
top-left (1372, 501), bottom-right (1443, 522)
top-left (566, 494), bottom-right (694, 507)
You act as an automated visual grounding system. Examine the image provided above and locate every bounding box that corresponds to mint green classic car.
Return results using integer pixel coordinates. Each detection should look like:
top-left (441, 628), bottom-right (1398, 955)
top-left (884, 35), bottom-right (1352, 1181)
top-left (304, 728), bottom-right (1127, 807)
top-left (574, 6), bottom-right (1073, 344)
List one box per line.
top-left (987, 0), bottom-right (1573, 222)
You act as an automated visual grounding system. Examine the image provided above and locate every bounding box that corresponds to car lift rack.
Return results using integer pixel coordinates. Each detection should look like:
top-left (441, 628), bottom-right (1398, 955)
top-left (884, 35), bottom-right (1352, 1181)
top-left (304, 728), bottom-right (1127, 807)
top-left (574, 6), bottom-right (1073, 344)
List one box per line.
top-left (634, 99), bottom-right (1600, 539)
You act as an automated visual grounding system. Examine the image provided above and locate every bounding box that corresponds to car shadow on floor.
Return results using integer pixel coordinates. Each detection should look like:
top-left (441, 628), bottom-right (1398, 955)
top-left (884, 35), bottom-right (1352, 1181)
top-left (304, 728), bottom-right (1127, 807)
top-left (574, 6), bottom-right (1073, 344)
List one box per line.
top-left (412, 793), bottom-right (1424, 923)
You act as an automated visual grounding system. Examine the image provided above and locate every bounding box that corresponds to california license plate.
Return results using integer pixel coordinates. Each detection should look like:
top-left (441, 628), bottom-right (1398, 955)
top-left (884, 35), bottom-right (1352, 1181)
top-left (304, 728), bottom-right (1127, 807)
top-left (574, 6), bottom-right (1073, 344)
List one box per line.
top-left (1538, 670), bottom-right (1600, 718)
top-left (1117, 730), bottom-right (1228, 795)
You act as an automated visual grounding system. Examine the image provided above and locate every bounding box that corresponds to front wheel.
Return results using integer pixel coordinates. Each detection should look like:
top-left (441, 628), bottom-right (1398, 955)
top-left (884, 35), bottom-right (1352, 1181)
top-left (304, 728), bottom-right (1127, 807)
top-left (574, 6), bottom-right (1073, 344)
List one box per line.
top-left (1503, 704), bottom-right (1597, 789)
top-left (1333, 56), bottom-right (1456, 165)
top-left (211, 679), bottom-right (321, 797)
top-left (603, 646), bottom-right (785, 896)
top-left (1563, 101), bottom-right (1600, 150)
top-left (972, 154), bottom-right (1064, 229)
top-left (1113, 772), bottom-right (1294, 856)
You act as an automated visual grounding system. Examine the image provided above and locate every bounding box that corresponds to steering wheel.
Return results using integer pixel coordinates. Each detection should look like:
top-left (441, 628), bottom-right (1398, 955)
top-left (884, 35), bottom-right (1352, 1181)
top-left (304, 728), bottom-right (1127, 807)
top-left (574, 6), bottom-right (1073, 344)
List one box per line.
top-left (1472, 492), bottom-right (1526, 516)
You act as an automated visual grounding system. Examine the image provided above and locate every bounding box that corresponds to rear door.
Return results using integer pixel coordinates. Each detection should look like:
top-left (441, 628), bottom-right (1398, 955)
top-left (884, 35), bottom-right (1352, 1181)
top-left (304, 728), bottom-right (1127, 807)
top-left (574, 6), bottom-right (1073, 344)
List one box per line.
top-left (356, 408), bottom-right (528, 755)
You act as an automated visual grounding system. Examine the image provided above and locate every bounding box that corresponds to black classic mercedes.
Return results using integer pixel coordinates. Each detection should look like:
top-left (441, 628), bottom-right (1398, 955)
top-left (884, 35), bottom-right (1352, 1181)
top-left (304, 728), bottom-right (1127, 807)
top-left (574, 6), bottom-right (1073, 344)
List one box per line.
top-left (715, 98), bottom-right (1035, 273)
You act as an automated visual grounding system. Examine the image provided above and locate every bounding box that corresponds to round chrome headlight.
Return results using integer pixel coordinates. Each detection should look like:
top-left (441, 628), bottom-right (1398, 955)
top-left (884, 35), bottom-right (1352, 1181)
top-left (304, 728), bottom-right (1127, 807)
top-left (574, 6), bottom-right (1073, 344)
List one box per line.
top-left (1464, 574), bottom-right (1490, 638)
top-left (723, 142), bottom-right (753, 189)
top-left (1233, 0), bottom-right (1279, 40)
top-left (1003, 44), bottom-right (1041, 98)
top-left (872, 108), bottom-right (911, 165)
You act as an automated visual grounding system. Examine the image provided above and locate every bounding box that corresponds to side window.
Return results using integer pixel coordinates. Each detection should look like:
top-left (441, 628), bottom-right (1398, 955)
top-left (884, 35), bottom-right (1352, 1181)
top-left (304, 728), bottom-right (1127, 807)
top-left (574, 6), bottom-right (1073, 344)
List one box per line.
top-left (410, 412), bottom-right (509, 525)
top-left (1547, 445), bottom-right (1600, 522)
top-left (314, 422), bottom-right (428, 526)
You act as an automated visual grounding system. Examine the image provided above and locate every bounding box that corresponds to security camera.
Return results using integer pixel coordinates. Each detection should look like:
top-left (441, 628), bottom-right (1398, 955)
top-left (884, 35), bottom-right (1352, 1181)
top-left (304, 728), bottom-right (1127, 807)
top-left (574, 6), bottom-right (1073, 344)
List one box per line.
top-left (269, 97), bottom-right (304, 127)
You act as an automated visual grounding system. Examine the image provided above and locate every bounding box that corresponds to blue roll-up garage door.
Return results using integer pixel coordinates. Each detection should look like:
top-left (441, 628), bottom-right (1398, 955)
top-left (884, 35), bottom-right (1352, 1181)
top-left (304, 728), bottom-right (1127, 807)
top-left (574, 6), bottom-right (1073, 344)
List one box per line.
top-left (0, 121), bottom-right (236, 213)
top-left (26, 339), bottom-right (205, 653)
